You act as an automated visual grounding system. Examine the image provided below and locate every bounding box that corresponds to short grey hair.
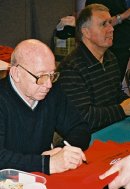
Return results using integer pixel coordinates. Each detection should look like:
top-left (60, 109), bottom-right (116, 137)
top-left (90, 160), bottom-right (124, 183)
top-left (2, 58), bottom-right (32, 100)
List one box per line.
top-left (76, 3), bottom-right (109, 41)
top-left (11, 47), bottom-right (20, 66)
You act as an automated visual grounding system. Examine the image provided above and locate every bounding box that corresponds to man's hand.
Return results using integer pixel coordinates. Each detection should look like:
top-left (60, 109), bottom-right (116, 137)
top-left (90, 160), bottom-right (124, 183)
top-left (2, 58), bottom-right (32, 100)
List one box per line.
top-left (60, 16), bottom-right (76, 27)
top-left (99, 155), bottom-right (130, 189)
top-left (120, 98), bottom-right (130, 115)
top-left (49, 145), bottom-right (86, 174)
top-left (42, 147), bottom-right (62, 156)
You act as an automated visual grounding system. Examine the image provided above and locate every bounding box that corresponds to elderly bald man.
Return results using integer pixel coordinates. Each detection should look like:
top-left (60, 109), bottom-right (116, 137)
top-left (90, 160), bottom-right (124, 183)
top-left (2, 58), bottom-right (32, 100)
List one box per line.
top-left (0, 39), bottom-right (90, 175)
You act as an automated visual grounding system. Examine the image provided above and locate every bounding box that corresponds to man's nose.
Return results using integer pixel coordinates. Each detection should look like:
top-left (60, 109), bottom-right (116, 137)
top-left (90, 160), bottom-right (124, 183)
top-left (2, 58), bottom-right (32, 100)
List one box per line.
top-left (108, 23), bottom-right (114, 32)
top-left (44, 77), bottom-right (52, 89)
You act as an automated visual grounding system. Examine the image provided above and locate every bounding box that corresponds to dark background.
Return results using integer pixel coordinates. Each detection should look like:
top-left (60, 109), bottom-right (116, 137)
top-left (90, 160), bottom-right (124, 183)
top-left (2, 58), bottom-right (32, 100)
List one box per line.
top-left (0, 0), bottom-right (75, 48)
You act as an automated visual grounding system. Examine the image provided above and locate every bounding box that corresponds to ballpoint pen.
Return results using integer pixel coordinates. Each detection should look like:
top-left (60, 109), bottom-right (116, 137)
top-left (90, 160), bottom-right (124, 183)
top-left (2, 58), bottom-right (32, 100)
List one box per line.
top-left (63, 140), bottom-right (88, 164)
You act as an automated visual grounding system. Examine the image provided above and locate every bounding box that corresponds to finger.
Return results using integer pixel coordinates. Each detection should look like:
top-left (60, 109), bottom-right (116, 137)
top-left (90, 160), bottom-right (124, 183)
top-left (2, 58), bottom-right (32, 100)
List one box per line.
top-left (67, 162), bottom-right (78, 170)
top-left (42, 151), bottom-right (50, 155)
top-left (69, 155), bottom-right (82, 166)
top-left (62, 148), bottom-right (82, 167)
top-left (64, 145), bottom-right (82, 154)
top-left (42, 147), bottom-right (62, 156)
top-left (108, 175), bottom-right (123, 189)
top-left (68, 151), bottom-right (83, 165)
top-left (81, 151), bottom-right (87, 162)
top-left (52, 147), bottom-right (62, 154)
top-left (67, 158), bottom-right (82, 169)
top-left (68, 148), bottom-right (86, 163)
top-left (99, 165), bottom-right (119, 180)
top-left (125, 183), bottom-right (130, 189)
top-left (63, 146), bottom-right (86, 165)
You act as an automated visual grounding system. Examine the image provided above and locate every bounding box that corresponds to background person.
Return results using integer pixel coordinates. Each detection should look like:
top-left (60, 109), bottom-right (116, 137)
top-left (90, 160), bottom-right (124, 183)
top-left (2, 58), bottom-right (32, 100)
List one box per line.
top-left (58, 4), bottom-right (130, 133)
top-left (0, 39), bottom-right (90, 174)
top-left (85, 0), bottom-right (130, 82)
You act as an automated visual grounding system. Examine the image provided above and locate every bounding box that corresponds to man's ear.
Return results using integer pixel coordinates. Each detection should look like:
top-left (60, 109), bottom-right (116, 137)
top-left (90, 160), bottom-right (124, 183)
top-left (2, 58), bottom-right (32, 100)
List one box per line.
top-left (81, 27), bottom-right (91, 39)
top-left (10, 66), bottom-right (20, 83)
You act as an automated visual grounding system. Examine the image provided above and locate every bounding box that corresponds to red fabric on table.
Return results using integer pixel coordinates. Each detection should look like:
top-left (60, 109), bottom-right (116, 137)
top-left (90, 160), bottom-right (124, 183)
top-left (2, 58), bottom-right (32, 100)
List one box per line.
top-left (0, 46), bottom-right (14, 62)
top-left (34, 140), bottom-right (130, 189)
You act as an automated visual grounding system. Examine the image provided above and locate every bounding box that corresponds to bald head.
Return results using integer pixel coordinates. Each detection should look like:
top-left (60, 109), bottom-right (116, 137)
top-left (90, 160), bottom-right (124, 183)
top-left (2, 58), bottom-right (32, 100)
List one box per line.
top-left (9, 39), bottom-right (57, 103)
top-left (11, 39), bottom-right (55, 68)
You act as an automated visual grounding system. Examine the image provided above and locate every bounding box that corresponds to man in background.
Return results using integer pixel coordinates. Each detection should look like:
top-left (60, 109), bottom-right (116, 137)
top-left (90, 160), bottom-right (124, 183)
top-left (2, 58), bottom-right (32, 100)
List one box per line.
top-left (58, 4), bottom-right (130, 133)
top-left (85, 0), bottom-right (130, 81)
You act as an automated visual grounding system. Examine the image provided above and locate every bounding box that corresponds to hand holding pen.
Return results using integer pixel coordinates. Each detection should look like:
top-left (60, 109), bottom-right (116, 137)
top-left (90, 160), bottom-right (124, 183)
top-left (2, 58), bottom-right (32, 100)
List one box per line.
top-left (64, 140), bottom-right (88, 164)
top-left (49, 140), bottom-right (88, 174)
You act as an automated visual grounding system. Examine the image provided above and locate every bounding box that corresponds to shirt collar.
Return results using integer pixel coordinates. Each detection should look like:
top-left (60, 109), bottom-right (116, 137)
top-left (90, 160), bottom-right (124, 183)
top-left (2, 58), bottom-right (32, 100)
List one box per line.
top-left (79, 42), bottom-right (114, 67)
top-left (9, 75), bottom-right (38, 109)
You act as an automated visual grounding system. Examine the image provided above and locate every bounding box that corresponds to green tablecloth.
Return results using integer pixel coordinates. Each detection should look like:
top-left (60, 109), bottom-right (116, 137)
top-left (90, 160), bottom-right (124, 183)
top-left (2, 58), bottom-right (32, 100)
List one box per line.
top-left (91, 117), bottom-right (130, 144)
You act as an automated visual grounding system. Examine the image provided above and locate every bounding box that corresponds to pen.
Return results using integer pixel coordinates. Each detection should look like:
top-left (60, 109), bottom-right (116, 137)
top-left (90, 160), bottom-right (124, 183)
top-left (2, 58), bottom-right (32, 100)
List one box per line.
top-left (63, 140), bottom-right (88, 164)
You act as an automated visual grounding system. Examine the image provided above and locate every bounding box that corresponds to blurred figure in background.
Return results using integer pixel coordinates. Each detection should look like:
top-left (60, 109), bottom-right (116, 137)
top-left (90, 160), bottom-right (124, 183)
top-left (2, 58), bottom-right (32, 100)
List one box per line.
top-left (58, 4), bottom-right (130, 133)
top-left (75, 0), bottom-right (86, 16)
top-left (85, 0), bottom-right (130, 81)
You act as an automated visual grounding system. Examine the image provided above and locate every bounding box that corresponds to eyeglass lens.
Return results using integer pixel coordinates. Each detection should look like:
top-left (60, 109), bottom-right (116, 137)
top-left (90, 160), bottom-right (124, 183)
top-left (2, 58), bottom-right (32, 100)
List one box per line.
top-left (37, 72), bottom-right (60, 85)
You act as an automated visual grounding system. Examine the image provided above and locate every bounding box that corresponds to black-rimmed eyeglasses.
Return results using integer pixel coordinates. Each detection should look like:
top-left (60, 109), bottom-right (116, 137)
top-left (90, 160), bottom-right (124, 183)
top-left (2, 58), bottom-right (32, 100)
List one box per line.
top-left (16, 64), bottom-right (60, 85)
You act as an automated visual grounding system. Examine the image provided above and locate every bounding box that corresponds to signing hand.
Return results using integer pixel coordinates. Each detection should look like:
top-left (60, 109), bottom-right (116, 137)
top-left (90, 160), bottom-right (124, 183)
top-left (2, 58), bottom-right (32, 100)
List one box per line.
top-left (41, 147), bottom-right (62, 156)
top-left (50, 145), bottom-right (86, 174)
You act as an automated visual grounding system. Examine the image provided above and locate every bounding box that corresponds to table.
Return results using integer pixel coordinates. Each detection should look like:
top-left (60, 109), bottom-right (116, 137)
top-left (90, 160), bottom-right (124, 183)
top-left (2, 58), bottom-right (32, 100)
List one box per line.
top-left (91, 117), bottom-right (130, 144)
top-left (34, 140), bottom-right (130, 189)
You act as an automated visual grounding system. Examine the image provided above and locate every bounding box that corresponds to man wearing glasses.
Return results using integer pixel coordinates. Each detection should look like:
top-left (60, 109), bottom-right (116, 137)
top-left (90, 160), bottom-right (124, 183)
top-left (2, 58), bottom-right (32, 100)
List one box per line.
top-left (0, 39), bottom-right (90, 174)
